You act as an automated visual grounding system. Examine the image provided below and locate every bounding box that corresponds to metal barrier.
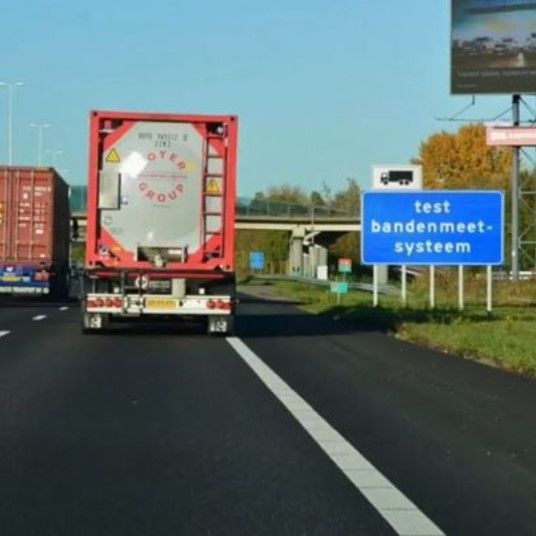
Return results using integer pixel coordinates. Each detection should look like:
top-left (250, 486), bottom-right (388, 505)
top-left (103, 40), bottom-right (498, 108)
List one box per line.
top-left (68, 186), bottom-right (357, 219)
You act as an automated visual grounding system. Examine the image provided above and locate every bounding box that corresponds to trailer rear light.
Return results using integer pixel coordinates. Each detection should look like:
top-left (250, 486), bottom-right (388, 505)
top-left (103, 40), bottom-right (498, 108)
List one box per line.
top-left (96, 298), bottom-right (104, 307)
top-left (216, 299), bottom-right (224, 309)
top-left (207, 299), bottom-right (216, 309)
top-left (113, 297), bottom-right (123, 308)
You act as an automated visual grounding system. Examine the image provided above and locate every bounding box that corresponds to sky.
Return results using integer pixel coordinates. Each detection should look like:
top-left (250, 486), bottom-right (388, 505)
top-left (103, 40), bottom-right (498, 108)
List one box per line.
top-left (0, 0), bottom-right (526, 196)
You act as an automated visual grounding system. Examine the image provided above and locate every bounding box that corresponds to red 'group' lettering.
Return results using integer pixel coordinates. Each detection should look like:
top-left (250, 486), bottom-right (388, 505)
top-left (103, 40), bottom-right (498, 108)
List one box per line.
top-left (138, 182), bottom-right (184, 203)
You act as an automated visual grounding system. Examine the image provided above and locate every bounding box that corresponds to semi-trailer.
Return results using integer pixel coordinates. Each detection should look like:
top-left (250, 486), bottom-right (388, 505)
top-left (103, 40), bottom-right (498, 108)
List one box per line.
top-left (81, 110), bottom-right (238, 334)
top-left (0, 166), bottom-right (71, 297)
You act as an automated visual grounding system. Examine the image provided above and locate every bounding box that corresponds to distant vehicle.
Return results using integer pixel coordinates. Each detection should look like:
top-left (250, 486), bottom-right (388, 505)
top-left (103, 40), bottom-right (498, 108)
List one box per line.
top-left (0, 167), bottom-right (70, 297)
top-left (81, 110), bottom-right (238, 334)
top-left (380, 170), bottom-right (414, 186)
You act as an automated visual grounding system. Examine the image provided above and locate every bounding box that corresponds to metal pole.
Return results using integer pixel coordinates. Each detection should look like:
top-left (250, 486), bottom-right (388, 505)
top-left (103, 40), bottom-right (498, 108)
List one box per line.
top-left (38, 127), bottom-right (43, 166)
top-left (7, 85), bottom-right (12, 165)
top-left (1, 82), bottom-right (23, 165)
top-left (458, 265), bottom-right (464, 311)
top-left (401, 265), bottom-right (407, 307)
top-left (373, 265), bottom-right (379, 307)
top-left (487, 265), bottom-right (493, 313)
top-left (429, 265), bottom-right (435, 309)
top-left (512, 94), bottom-right (521, 281)
top-left (30, 123), bottom-right (50, 167)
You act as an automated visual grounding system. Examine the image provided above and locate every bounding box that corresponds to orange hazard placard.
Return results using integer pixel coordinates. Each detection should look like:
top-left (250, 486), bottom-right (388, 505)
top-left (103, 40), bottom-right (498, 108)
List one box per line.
top-left (106, 148), bottom-right (121, 163)
top-left (206, 179), bottom-right (221, 195)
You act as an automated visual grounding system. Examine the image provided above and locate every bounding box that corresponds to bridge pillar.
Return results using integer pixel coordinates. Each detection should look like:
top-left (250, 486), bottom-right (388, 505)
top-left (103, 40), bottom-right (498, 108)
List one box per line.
top-left (288, 236), bottom-right (304, 276)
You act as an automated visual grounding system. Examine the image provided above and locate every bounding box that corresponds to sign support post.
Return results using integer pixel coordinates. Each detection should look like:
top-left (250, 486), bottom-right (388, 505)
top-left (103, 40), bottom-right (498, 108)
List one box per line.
top-left (458, 265), bottom-right (464, 311)
top-left (487, 265), bottom-right (493, 314)
top-left (401, 265), bottom-right (407, 308)
top-left (373, 265), bottom-right (379, 308)
top-left (429, 266), bottom-right (435, 310)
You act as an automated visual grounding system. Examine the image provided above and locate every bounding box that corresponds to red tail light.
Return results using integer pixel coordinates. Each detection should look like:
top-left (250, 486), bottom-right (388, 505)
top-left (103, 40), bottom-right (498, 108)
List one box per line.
top-left (95, 298), bottom-right (104, 307)
top-left (207, 300), bottom-right (216, 309)
top-left (113, 297), bottom-right (123, 308)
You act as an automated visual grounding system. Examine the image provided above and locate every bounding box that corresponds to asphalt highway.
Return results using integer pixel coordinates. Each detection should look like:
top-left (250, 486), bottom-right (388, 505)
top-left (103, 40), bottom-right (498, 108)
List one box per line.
top-left (0, 288), bottom-right (535, 535)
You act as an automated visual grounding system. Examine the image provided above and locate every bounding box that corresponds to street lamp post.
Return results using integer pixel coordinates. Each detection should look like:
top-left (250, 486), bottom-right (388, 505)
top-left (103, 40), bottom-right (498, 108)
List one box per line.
top-left (30, 123), bottom-right (51, 166)
top-left (0, 81), bottom-right (24, 165)
top-left (45, 149), bottom-right (63, 166)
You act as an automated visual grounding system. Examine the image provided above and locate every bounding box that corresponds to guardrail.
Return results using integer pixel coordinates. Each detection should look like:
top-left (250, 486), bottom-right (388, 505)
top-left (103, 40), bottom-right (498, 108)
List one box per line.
top-left (249, 274), bottom-right (400, 296)
top-left (68, 186), bottom-right (357, 220)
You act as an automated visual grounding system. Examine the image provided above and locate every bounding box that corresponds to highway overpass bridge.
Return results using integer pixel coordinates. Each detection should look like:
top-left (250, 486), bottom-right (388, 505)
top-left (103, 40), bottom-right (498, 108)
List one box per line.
top-left (69, 187), bottom-right (360, 275)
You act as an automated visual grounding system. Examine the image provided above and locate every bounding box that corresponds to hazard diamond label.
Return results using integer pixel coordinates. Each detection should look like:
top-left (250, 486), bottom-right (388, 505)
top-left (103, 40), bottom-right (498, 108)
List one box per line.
top-left (105, 148), bottom-right (121, 163)
top-left (206, 179), bottom-right (221, 195)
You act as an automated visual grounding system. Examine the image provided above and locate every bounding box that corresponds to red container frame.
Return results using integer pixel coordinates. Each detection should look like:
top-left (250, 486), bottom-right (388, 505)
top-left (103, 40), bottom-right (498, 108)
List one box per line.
top-left (85, 110), bottom-right (238, 277)
top-left (0, 166), bottom-right (70, 267)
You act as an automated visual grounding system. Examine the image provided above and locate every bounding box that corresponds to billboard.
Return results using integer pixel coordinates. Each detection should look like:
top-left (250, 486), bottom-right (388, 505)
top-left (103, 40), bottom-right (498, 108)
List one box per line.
top-left (451, 0), bottom-right (536, 94)
top-left (487, 126), bottom-right (536, 145)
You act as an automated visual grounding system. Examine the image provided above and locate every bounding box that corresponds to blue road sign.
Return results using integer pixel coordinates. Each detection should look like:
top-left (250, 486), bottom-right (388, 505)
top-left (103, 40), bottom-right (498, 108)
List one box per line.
top-left (361, 191), bottom-right (504, 265)
top-left (249, 251), bottom-right (265, 270)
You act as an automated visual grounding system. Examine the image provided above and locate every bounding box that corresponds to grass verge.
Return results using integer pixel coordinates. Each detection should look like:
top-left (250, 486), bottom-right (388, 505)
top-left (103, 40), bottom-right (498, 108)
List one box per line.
top-left (266, 279), bottom-right (536, 379)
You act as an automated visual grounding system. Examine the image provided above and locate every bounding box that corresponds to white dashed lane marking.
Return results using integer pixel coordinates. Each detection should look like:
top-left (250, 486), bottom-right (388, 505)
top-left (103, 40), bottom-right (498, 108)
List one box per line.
top-left (32, 315), bottom-right (47, 321)
top-left (0, 331), bottom-right (10, 338)
top-left (59, 306), bottom-right (69, 311)
top-left (227, 337), bottom-right (444, 536)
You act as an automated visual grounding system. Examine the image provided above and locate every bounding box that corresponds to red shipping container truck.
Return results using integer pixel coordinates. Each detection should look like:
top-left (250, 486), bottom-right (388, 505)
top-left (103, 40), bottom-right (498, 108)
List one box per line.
top-left (0, 167), bottom-right (71, 296)
top-left (82, 110), bottom-right (238, 334)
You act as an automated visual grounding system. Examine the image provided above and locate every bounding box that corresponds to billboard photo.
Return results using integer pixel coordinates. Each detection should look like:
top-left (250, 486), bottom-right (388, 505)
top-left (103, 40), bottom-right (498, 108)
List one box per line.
top-left (451, 0), bottom-right (536, 93)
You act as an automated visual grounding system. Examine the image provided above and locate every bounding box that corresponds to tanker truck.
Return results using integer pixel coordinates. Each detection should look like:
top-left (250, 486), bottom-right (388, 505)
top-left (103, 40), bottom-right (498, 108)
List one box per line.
top-left (81, 110), bottom-right (238, 334)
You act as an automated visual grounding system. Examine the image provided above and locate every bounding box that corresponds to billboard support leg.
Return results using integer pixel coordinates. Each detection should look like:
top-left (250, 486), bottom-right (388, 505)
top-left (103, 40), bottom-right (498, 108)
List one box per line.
top-left (512, 94), bottom-right (521, 281)
top-left (458, 265), bottom-right (464, 311)
top-left (429, 265), bottom-right (435, 310)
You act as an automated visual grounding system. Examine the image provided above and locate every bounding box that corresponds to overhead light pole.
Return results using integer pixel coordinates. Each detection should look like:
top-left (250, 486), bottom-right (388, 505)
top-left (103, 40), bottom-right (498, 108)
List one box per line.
top-left (29, 123), bottom-right (51, 166)
top-left (0, 81), bottom-right (24, 165)
top-left (45, 149), bottom-right (63, 166)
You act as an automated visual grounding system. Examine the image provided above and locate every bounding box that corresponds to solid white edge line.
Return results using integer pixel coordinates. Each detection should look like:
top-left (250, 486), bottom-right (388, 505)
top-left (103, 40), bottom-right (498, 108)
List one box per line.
top-left (0, 330), bottom-right (10, 338)
top-left (227, 337), bottom-right (444, 536)
top-left (32, 315), bottom-right (47, 321)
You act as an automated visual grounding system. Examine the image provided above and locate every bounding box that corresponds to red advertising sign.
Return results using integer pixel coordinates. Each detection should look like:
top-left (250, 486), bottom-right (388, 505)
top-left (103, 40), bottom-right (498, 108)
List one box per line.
top-left (338, 258), bottom-right (352, 273)
top-left (486, 127), bottom-right (536, 147)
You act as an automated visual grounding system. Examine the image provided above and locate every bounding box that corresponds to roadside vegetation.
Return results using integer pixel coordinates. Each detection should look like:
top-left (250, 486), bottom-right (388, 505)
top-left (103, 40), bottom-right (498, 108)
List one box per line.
top-left (238, 123), bottom-right (536, 378)
top-left (252, 275), bottom-right (536, 379)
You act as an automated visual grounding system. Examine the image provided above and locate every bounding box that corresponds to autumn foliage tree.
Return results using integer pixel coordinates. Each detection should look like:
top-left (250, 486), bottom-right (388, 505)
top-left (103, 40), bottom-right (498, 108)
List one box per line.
top-left (415, 123), bottom-right (511, 190)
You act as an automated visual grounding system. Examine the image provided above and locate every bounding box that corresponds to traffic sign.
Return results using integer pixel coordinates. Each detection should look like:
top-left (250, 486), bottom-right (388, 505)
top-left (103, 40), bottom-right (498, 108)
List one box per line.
top-left (372, 165), bottom-right (422, 191)
top-left (330, 281), bottom-right (349, 294)
top-left (338, 258), bottom-right (352, 273)
top-left (361, 191), bottom-right (504, 265)
top-left (249, 251), bottom-right (265, 271)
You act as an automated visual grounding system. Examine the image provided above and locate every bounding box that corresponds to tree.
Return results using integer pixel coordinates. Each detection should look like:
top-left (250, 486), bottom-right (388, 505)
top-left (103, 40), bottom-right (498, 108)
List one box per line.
top-left (262, 185), bottom-right (309, 205)
top-left (329, 177), bottom-right (360, 215)
top-left (414, 123), bottom-right (511, 190)
top-left (310, 191), bottom-right (325, 206)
